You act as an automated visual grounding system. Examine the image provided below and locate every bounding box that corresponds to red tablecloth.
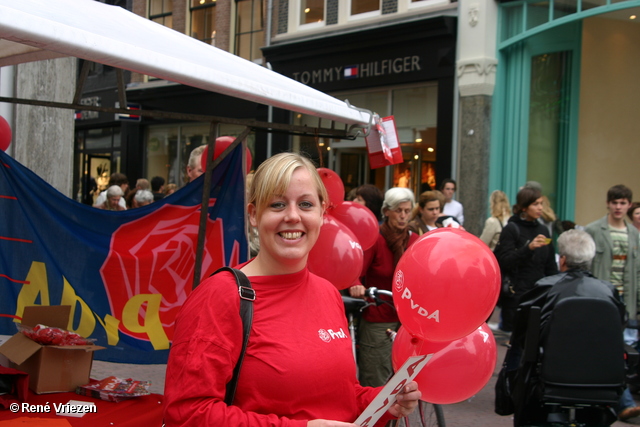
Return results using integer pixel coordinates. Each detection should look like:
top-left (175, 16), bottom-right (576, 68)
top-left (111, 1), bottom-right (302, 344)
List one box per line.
top-left (0, 389), bottom-right (164, 426)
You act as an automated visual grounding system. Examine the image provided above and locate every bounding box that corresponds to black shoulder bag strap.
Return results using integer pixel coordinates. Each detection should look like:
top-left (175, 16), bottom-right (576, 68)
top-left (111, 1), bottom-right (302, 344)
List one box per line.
top-left (211, 266), bottom-right (255, 406)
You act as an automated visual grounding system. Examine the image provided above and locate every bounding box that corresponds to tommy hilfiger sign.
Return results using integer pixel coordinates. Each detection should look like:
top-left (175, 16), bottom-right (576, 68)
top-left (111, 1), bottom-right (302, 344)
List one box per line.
top-left (291, 55), bottom-right (422, 85)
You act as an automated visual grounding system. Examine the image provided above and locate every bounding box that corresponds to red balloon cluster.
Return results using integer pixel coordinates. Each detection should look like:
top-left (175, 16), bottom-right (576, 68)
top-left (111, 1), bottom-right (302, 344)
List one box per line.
top-left (389, 228), bottom-right (501, 403)
top-left (0, 115), bottom-right (11, 152)
top-left (392, 323), bottom-right (497, 404)
top-left (200, 136), bottom-right (252, 173)
top-left (307, 168), bottom-right (379, 290)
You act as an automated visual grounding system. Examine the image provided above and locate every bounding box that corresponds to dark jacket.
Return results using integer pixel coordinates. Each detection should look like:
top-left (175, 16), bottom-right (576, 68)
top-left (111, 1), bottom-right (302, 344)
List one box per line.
top-left (510, 269), bottom-right (626, 351)
top-left (494, 214), bottom-right (559, 296)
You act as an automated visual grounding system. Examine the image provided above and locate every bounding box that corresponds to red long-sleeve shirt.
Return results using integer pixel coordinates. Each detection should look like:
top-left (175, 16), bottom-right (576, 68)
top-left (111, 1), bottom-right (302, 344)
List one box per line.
top-left (164, 265), bottom-right (393, 426)
top-left (361, 232), bottom-right (419, 323)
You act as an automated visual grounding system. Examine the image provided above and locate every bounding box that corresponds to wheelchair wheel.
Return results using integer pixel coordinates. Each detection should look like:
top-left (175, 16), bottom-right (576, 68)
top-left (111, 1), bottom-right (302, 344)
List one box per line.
top-left (390, 401), bottom-right (445, 427)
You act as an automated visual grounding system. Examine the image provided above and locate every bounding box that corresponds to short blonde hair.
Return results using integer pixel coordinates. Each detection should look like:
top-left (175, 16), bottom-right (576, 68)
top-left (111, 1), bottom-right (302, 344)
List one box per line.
top-left (248, 152), bottom-right (328, 216)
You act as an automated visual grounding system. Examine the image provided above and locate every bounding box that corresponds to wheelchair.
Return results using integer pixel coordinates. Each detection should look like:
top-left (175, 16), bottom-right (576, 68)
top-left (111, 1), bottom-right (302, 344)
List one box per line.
top-left (512, 297), bottom-right (634, 427)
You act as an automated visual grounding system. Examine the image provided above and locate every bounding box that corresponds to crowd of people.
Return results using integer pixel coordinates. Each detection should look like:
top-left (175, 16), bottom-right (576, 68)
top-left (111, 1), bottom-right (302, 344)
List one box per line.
top-left (91, 173), bottom-right (172, 210)
top-left (490, 182), bottom-right (640, 424)
top-left (344, 177), bottom-right (640, 424)
top-left (88, 145), bottom-right (201, 211)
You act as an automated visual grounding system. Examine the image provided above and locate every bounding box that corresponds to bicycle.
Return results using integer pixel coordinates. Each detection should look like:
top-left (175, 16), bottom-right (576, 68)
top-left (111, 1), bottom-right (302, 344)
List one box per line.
top-left (343, 287), bottom-right (446, 427)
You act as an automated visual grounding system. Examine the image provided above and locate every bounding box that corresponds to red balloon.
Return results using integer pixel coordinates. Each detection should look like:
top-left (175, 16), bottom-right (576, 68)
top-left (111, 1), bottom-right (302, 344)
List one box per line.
top-left (317, 168), bottom-right (344, 208)
top-left (327, 201), bottom-right (379, 250)
top-left (0, 115), bottom-right (11, 152)
top-left (392, 228), bottom-right (500, 342)
top-left (392, 324), bottom-right (497, 404)
top-left (200, 136), bottom-right (252, 173)
top-left (308, 215), bottom-right (363, 290)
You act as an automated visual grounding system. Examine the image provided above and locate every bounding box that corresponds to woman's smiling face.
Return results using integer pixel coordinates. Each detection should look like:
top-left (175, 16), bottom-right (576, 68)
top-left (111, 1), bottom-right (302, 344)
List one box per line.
top-left (248, 168), bottom-right (324, 271)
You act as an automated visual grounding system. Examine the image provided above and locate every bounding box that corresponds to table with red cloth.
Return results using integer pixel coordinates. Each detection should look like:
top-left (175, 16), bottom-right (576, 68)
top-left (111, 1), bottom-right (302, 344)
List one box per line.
top-left (0, 389), bottom-right (163, 426)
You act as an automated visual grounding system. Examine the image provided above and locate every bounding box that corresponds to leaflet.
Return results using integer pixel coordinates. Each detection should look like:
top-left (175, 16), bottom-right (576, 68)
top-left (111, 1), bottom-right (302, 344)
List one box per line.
top-left (355, 354), bottom-right (432, 426)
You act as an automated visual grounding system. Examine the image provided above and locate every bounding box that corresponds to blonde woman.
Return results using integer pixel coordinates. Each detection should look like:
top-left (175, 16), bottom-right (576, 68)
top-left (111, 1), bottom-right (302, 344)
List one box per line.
top-left (479, 190), bottom-right (511, 250)
top-left (164, 153), bottom-right (421, 426)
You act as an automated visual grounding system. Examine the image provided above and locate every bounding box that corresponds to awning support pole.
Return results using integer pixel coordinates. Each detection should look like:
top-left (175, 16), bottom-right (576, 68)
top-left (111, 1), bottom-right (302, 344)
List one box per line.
top-left (192, 125), bottom-right (252, 290)
top-left (73, 61), bottom-right (92, 105)
top-left (193, 121), bottom-right (219, 290)
top-left (116, 68), bottom-right (128, 110)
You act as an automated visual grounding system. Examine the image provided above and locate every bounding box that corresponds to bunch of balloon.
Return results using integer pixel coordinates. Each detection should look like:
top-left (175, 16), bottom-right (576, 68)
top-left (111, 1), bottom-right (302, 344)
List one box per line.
top-left (389, 228), bottom-right (500, 403)
top-left (391, 324), bottom-right (497, 404)
top-left (200, 136), bottom-right (253, 173)
top-left (307, 169), bottom-right (379, 290)
top-left (0, 115), bottom-right (12, 152)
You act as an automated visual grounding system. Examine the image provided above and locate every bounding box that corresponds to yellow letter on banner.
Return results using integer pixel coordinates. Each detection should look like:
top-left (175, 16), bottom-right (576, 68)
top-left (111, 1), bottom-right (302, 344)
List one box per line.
top-left (95, 313), bottom-right (121, 346)
top-left (61, 277), bottom-right (96, 338)
top-left (121, 294), bottom-right (170, 350)
top-left (15, 261), bottom-right (51, 320)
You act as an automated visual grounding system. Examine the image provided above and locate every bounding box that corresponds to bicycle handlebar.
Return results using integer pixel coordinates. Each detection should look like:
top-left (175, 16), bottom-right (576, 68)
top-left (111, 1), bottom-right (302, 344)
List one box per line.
top-left (365, 287), bottom-right (393, 302)
top-left (342, 288), bottom-right (394, 315)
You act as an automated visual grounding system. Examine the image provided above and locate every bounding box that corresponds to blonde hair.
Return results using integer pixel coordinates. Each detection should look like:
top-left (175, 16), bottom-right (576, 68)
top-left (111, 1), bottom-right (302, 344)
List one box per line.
top-left (490, 190), bottom-right (511, 222)
top-left (540, 195), bottom-right (557, 222)
top-left (248, 152), bottom-right (328, 217)
top-left (163, 183), bottom-right (177, 195)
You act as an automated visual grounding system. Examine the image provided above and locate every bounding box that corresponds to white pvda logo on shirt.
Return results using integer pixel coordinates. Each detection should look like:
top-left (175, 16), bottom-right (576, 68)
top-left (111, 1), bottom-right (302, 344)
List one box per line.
top-left (318, 328), bottom-right (348, 343)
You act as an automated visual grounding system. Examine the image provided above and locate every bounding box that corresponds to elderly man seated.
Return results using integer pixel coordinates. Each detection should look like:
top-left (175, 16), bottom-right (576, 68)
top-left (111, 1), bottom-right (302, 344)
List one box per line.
top-left (501, 229), bottom-right (634, 425)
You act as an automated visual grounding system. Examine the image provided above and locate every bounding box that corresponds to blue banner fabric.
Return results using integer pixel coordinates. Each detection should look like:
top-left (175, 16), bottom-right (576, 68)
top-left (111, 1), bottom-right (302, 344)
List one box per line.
top-left (0, 146), bottom-right (247, 364)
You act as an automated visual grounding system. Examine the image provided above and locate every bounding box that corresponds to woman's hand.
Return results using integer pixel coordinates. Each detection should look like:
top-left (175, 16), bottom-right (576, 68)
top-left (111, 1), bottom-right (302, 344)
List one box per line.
top-left (307, 420), bottom-right (358, 427)
top-left (528, 234), bottom-right (549, 250)
top-left (387, 381), bottom-right (422, 418)
top-left (349, 284), bottom-right (366, 298)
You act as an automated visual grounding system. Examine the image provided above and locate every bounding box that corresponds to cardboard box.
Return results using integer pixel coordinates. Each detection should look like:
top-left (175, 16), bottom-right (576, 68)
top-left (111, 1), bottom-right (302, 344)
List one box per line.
top-left (0, 306), bottom-right (104, 394)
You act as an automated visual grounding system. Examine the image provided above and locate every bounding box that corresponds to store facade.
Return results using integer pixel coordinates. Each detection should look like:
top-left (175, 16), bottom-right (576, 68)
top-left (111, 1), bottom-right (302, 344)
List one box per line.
top-left (73, 78), bottom-right (292, 205)
top-left (490, 0), bottom-right (640, 225)
top-left (264, 16), bottom-right (457, 196)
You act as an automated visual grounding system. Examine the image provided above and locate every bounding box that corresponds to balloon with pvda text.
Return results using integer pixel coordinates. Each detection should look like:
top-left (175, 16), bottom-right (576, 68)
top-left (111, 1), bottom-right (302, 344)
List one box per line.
top-left (392, 228), bottom-right (500, 342)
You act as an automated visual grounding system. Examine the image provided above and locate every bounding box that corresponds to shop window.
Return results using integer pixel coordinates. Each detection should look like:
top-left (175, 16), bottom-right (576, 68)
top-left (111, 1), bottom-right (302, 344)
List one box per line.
top-left (300, 0), bottom-right (325, 25)
top-left (329, 84), bottom-right (438, 193)
top-left (191, 0), bottom-right (217, 44)
top-left (235, 0), bottom-right (265, 63)
top-left (526, 51), bottom-right (571, 212)
top-left (350, 0), bottom-right (380, 17)
top-left (149, 0), bottom-right (173, 28)
top-left (74, 127), bottom-right (122, 206)
top-left (145, 123), bottom-right (255, 187)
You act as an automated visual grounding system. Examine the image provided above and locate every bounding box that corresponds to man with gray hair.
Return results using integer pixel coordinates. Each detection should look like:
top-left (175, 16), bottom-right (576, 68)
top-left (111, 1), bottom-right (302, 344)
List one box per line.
top-left (504, 229), bottom-right (636, 421)
top-left (134, 189), bottom-right (154, 207)
top-left (186, 145), bottom-right (205, 183)
top-left (510, 229), bottom-right (624, 343)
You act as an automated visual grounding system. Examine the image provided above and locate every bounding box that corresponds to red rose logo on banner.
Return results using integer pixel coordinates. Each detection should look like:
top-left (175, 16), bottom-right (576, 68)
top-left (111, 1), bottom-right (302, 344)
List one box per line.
top-left (100, 203), bottom-right (232, 344)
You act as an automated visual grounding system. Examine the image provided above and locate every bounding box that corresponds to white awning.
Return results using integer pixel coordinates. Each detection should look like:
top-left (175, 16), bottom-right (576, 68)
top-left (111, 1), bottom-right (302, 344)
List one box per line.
top-left (0, 0), bottom-right (371, 127)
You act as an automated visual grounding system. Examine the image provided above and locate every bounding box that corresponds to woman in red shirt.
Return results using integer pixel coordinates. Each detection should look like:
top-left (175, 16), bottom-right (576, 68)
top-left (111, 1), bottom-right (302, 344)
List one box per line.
top-left (350, 187), bottom-right (419, 387)
top-left (164, 153), bottom-right (421, 426)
